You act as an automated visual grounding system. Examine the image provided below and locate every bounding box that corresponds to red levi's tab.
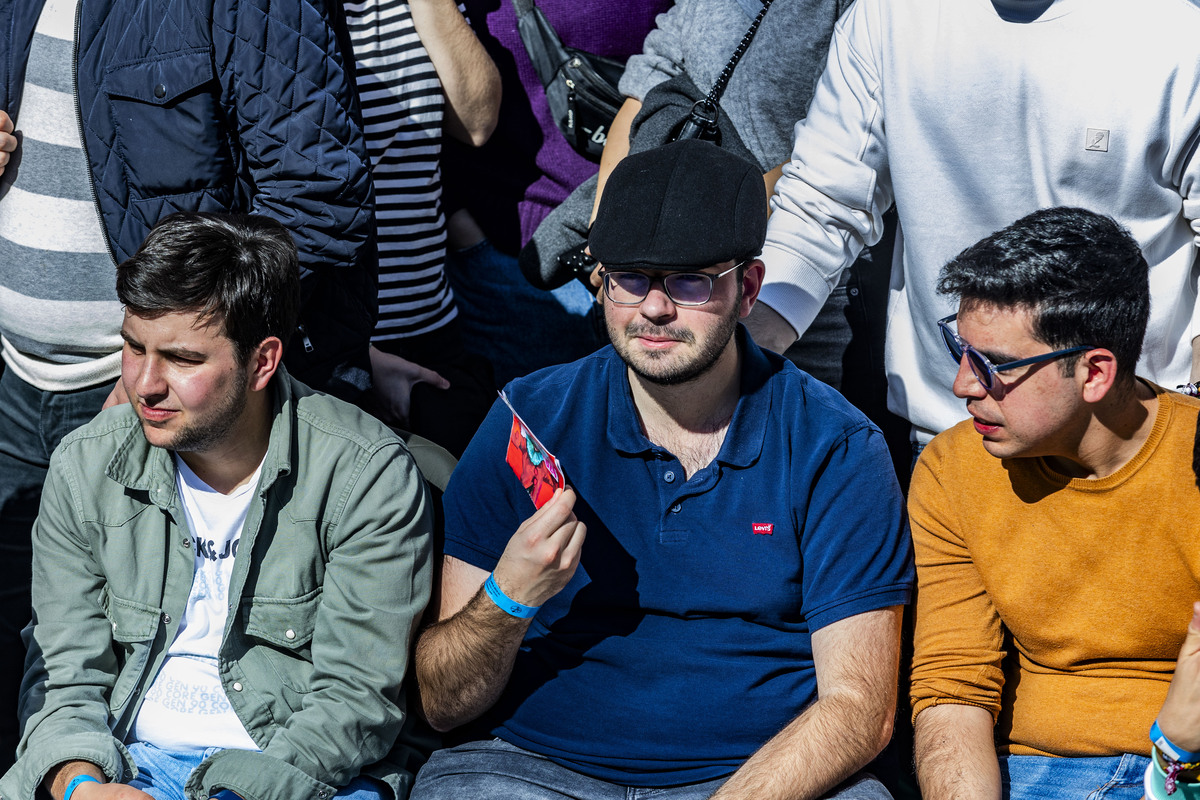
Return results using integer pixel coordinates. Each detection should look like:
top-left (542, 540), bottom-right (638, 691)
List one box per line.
top-left (752, 523), bottom-right (774, 535)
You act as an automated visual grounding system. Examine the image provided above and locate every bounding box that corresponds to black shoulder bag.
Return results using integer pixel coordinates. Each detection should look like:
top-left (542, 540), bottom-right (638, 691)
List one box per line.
top-left (512, 0), bottom-right (626, 162)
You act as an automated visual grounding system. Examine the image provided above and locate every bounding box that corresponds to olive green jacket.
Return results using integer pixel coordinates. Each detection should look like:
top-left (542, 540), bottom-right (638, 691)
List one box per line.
top-left (0, 371), bottom-right (433, 800)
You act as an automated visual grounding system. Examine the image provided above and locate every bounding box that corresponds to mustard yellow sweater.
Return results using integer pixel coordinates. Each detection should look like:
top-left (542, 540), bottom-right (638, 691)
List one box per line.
top-left (910, 385), bottom-right (1200, 757)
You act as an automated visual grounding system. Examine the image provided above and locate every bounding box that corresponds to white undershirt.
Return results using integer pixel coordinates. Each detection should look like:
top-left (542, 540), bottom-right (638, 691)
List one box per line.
top-left (131, 455), bottom-right (264, 752)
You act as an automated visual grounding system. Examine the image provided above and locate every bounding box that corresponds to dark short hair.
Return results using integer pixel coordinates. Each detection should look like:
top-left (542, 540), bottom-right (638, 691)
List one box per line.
top-left (937, 207), bottom-right (1149, 382)
top-left (117, 212), bottom-right (300, 365)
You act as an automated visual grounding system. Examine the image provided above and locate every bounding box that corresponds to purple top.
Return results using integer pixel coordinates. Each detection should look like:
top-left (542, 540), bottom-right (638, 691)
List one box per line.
top-left (444, 0), bottom-right (671, 256)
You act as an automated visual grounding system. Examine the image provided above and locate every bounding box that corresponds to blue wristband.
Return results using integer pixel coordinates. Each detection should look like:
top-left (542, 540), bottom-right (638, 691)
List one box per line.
top-left (64, 775), bottom-right (100, 800)
top-left (211, 791), bottom-right (243, 800)
top-left (1152, 720), bottom-right (1200, 763)
top-left (483, 573), bottom-right (540, 619)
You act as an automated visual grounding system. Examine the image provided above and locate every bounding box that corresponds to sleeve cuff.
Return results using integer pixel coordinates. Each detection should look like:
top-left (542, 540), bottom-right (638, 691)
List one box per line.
top-left (756, 243), bottom-right (835, 339)
top-left (185, 749), bottom-right (335, 800)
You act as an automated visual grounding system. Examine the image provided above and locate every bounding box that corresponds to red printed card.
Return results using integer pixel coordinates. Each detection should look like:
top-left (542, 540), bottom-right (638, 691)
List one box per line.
top-left (500, 391), bottom-right (565, 510)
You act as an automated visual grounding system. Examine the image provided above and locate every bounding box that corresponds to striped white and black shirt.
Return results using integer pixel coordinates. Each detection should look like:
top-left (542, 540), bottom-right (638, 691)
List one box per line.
top-left (0, 0), bottom-right (121, 392)
top-left (344, 0), bottom-right (458, 341)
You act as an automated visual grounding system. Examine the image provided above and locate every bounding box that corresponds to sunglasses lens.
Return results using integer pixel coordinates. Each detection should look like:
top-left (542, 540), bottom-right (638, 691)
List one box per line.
top-left (967, 350), bottom-right (993, 390)
top-left (664, 273), bottom-right (712, 305)
top-left (941, 325), bottom-right (962, 362)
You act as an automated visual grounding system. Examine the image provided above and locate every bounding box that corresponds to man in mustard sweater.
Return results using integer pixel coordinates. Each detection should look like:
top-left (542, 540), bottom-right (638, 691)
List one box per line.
top-left (909, 206), bottom-right (1200, 800)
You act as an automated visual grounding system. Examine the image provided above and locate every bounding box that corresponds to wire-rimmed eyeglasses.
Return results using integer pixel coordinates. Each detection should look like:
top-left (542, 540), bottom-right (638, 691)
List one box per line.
top-left (601, 262), bottom-right (744, 307)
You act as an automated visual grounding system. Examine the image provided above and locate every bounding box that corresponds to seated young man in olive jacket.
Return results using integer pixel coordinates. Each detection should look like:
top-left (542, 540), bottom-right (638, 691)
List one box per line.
top-left (0, 213), bottom-right (433, 800)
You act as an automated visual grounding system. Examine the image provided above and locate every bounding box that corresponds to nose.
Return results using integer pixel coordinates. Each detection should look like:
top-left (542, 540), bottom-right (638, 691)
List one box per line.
top-left (638, 279), bottom-right (676, 322)
top-left (951, 354), bottom-right (986, 400)
top-left (132, 355), bottom-right (168, 402)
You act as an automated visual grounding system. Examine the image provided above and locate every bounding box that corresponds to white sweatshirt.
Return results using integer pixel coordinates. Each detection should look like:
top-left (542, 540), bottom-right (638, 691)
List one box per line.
top-left (760, 0), bottom-right (1200, 441)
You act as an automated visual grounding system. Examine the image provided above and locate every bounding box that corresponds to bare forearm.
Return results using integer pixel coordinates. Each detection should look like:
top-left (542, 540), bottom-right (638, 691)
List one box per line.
top-left (414, 587), bottom-right (531, 732)
top-left (914, 704), bottom-right (1001, 800)
top-left (409, 0), bottom-right (500, 146)
top-left (764, 162), bottom-right (785, 211)
top-left (710, 691), bottom-right (894, 800)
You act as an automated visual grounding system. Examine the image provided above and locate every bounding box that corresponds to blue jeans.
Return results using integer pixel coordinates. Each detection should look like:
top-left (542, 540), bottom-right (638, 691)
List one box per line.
top-left (127, 742), bottom-right (386, 800)
top-left (445, 239), bottom-right (603, 385)
top-left (409, 738), bottom-right (892, 800)
top-left (1000, 754), bottom-right (1149, 800)
top-left (0, 369), bottom-right (112, 770)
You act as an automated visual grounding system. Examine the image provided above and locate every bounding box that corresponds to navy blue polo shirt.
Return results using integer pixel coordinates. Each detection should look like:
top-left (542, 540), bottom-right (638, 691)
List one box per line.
top-left (442, 328), bottom-right (913, 786)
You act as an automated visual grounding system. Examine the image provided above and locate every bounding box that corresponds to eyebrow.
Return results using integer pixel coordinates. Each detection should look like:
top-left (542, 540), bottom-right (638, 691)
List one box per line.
top-left (120, 330), bottom-right (207, 361)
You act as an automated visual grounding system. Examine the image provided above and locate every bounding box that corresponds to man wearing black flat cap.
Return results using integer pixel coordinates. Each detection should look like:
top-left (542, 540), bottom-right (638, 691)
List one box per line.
top-left (409, 139), bottom-right (914, 800)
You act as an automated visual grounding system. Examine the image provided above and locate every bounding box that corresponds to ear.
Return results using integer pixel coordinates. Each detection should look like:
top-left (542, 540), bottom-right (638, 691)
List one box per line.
top-left (246, 337), bottom-right (284, 393)
top-left (738, 259), bottom-right (765, 319)
top-left (1079, 348), bottom-right (1119, 403)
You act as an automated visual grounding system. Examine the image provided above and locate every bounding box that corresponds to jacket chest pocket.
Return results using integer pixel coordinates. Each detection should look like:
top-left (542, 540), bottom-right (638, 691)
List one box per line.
top-left (101, 590), bottom-right (163, 713)
top-left (242, 589), bottom-right (321, 699)
top-left (104, 49), bottom-right (232, 195)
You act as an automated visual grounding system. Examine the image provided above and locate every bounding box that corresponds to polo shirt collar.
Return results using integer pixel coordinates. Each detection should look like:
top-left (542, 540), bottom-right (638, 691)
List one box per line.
top-left (605, 325), bottom-right (772, 469)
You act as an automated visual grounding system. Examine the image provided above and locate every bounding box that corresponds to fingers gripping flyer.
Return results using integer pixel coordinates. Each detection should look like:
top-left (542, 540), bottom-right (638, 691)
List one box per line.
top-left (500, 391), bottom-right (565, 509)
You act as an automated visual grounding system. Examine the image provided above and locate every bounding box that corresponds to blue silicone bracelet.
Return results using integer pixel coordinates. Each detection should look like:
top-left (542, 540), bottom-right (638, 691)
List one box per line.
top-left (1152, 720), bottom-right (1200, 763)
top-left (64, 775), bottom-right (100, 800)
top-left (483, 573), bottom-right (540, 619)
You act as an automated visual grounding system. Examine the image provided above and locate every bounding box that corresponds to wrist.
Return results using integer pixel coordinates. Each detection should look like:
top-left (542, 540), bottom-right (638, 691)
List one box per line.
top-left (483, 573), bottom-right (540, 619)
top-left (1153, 720), bottom-right (1200, 763)
top-left (63, 775), bottom-right (101, 800)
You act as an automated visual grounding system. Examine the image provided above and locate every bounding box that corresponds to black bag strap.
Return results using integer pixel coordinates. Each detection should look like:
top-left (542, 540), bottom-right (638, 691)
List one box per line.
top-left (708, 0), bottom-right (774, 108)
top-left (676, 0), bottom-right (774, 141)
top-left (512, 0), bottom-right (569, 92)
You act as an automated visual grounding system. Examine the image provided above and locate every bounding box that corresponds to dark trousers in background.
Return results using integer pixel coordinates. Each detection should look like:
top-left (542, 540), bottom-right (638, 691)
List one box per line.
top-left (0, 368), bottom-right (113, 771)
top-left (372, 318), bottom-right (499, 459)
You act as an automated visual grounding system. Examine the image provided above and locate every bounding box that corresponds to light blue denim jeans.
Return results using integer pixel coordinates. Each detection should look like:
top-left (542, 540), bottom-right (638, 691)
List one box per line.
top-left (126, 741), bottom-right (386, 800)
top-left (999, 753), bottom-right (1149, 800)
top-left (409, 737), bottom-right (892, 800)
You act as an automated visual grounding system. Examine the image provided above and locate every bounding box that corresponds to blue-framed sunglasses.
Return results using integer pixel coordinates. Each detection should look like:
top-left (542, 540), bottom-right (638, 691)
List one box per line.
top-left (937, 314), bottom-right (1095, 391)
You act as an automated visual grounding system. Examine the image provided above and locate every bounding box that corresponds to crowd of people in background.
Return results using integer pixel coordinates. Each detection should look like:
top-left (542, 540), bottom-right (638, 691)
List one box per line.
top-left (1, 0), bottom-right (1200, 799)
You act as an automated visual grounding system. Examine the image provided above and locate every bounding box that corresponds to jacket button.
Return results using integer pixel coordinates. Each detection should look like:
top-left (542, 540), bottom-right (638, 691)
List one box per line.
top-left (232, 682), bottom-right (243, 691)
top-left (162, 613), bottom-right (171, 624)
top-left (153, 83), bottom-right (166, 99)
top-left (285, 629), bottom-right (296, 640)
top-left (317, 791), bottom-right (329, 799)
top-left (182, 538), bottom-right (191, 548)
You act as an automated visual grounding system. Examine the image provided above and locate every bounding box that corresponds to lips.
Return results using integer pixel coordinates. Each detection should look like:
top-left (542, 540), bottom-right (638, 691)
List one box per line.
top-left (971, 415), bottom-right (1001, 435)
top-left (635, 335), bottom-right (682, 350)
top-left (138, 404), bottom-right (178, 423)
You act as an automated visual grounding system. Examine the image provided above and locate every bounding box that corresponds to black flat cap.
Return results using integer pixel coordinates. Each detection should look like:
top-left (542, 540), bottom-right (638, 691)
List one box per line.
top-left (589, 139), bottom-right (766, 271)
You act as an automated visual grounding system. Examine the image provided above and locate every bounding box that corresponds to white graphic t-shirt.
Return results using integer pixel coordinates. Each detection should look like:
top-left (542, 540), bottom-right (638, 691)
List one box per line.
top-left (131, 455), bottom-right (264, 751)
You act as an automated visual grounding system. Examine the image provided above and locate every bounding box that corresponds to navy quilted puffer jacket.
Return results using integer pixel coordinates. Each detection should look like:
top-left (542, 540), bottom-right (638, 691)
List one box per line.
top-left (0, 0), bottom-right (376, 400)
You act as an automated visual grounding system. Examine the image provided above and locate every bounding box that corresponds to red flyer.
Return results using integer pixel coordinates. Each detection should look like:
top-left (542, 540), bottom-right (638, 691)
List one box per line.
top-left (500, 391), bottom-right (565, 509)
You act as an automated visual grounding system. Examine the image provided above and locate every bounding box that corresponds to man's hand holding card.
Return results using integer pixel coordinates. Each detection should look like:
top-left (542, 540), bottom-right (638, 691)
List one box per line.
top-left (492, 392), bottom-right (586, 609)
